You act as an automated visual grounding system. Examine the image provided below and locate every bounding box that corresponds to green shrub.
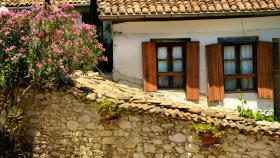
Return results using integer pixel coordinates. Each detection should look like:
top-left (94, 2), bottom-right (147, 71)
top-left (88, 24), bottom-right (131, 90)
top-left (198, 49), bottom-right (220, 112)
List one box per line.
top-left (237, 105), bottom-right (254, 119)
top-left (92, 98), bottom-right (123, 119)
top-left (0, 106), bottom-right (30, 157)
top-left (237, 94), bottom-right (276, 122)
top-left (192, 123), bottom-right (224, 138)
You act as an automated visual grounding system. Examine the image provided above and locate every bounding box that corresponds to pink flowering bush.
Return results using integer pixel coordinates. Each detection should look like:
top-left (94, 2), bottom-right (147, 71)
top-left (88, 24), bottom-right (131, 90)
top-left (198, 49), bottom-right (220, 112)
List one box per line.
top-left (0, 3), bottom-right (105, 89)
top-left (0, 3), bottom-right (105, 156)
top-left (0, 10), bottom-right (31, 89)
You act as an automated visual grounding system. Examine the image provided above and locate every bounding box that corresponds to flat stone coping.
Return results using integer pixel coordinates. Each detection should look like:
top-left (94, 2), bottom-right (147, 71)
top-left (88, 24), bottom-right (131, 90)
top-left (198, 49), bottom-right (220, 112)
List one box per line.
top-left (64, 72), bottom-right (280, 137)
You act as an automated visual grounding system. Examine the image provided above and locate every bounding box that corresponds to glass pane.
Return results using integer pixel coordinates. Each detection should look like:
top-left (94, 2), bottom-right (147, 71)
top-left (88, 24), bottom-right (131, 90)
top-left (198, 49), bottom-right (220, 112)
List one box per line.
top-left (224, 61), bottom-right (236, 74)
top-left (157, 47), bottom-right (168, 59)
top-left (241, 78), bottom-right (254, 90)
top-left (173, 76), bottom-right (183, 88)
top-left (223, 46), bottom-right (235, 60)
top-left (241, 60), bottom-right (253, 74)
top-left (172, 46), bottom-right (182, 59)
top-left (224, 78), bottom-right (237, 91)
top-left (173, 60), bottom-right (183, 72)
top-left (158, 60), bottom-right (168, 72)
top-left (240, 45), bottom-right (253, 59)
top-left (158, 76), bottom-right (169, 87)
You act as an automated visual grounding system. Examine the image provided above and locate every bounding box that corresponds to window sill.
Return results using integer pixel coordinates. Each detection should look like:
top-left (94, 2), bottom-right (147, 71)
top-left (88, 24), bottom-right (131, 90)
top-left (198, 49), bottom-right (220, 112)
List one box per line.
top-left (224, 90), bottom-right (257, 93)
top-left (158, 87), bottom-right (185, 90)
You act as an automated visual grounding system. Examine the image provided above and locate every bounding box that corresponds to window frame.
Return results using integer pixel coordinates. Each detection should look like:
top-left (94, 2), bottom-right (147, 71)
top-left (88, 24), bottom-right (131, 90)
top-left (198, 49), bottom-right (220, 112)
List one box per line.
top-left (156, 42), bottom-right (186, 89)
top-left (222, 43), bottom-right (257, 93)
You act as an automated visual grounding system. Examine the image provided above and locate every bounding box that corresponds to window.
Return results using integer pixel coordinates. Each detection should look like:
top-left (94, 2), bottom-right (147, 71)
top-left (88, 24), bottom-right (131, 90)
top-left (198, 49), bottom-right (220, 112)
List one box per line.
top-left (223, 44), bottom-right (256, 92)
top-left (156, 43), bottom-right (185, 88)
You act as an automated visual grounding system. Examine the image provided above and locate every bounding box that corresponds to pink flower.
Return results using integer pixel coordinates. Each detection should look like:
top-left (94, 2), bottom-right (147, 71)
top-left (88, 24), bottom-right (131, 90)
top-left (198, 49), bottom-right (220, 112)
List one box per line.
top-left (20, 36), bottom-right (28, 41)
top-left (16, 52), bottom-right (23, 58)
top-left (82, 46), bottom-right (89, 54)
top-left (19, 48), bottom-right (26, 53)
top-left (47, 58), bottom-right (52, 63)
top-left (5, 46), bottom-right (16, 52)
top-left (10, 56), bottom-right (19, 62)
top-left (102, 56), bottom-right (108, 62)
top-left (4, 31), bottom-right (10, 36)
top-left (97, 43), bottom-right (105, 52)
top-left (51, 45), bottom-right (63, 54)
top-left (36, 62), bottom-right (43, 69)
top-left (94, 59), bottom-right (99, 65)
top-left (38, 31), bottom-right (45, 37)
top-left (81, 23), bottom-right (92, 30)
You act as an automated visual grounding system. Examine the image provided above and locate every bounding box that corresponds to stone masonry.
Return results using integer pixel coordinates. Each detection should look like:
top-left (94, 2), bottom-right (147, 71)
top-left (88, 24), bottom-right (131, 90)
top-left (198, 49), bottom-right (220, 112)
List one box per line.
top-left (2, 73), bottom-right (280, 157)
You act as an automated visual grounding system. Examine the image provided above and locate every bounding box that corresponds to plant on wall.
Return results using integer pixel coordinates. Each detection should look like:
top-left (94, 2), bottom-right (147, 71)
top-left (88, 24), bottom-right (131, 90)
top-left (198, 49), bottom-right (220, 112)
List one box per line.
top-left (192, 123), bottom-right (224, 145)
top-left (237, 94), bottom-right (254, 119)
top-left (236, 94), bottom-right (276, 122)
top-left (92, 98), bottom-right (124, 120)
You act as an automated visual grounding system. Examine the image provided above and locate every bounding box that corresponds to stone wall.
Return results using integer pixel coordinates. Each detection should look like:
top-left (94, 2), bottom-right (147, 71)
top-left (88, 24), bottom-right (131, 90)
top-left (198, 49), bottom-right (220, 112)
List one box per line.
top-left (20, 90), bottom-right (280, 158)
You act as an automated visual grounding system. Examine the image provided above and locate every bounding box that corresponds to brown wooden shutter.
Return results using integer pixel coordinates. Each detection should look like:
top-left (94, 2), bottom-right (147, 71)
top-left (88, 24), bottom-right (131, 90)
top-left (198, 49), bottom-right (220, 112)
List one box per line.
top-left (257, 41), bottom-right (273, 99)
top-left (186, 41), bottom-right (200, 100)
top-left (142, 42), bottom-right (157, 92)
top-left (206, 44), bottom-right (224, 101)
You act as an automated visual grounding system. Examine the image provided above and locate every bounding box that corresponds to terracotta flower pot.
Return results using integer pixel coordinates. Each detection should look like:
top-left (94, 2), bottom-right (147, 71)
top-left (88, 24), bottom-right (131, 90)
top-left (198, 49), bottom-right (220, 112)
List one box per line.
top-left (199, 133), bottom-right (216, 145)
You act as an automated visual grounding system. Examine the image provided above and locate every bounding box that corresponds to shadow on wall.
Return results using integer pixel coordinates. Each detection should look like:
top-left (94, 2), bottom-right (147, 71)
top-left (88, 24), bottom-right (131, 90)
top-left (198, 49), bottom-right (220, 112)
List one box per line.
top-left (112, 70), bottom-right (143, 89)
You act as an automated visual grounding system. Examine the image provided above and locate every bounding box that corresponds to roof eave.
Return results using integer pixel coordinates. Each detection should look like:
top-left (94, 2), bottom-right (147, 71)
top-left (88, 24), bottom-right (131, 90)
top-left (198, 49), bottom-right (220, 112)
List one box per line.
top-left (98, 10), bottom-right (280, 21)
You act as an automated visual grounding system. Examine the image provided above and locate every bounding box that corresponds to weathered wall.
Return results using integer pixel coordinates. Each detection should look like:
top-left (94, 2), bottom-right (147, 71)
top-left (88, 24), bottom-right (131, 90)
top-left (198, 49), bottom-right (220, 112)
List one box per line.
top-left (111, 16), bottom-right (280, 111)
top-left (21, 90), bottom-right (280, 158)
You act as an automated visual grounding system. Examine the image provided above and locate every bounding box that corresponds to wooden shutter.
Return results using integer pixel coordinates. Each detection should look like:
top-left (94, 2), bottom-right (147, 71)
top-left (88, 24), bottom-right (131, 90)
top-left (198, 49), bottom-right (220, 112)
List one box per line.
top-left (257, 41), bottom-right (273, 99)
top-left (186, 41), bottom-right (200, 100)
top-left (142, 42), bottom-right (157, 92)
top-left (206, 44), bottom-right (224, 101)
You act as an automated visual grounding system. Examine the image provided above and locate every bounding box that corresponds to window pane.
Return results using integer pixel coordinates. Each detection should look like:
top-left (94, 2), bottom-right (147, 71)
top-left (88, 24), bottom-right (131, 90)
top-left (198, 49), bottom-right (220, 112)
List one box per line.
top-left (241, 60), bottom-right (253, 74)
top-left (172, 46), bottom-right (182, 59)
top-left (241, 78), bottom-right (254, 90)
top-left (224, 61), bottom-right (236, 74)
top-left (157, 47), bottom-right (168, 59)
top-left (224, 78), bottom-right (237, 91)
top-left (158, 60), bottom-right (168, 72)
top-left (173, 76), bottom-right (183, 87)
top-left (223, 46), bottom-right (235, 60)
top-left (158, 76), bottom-right (169, 87)
top-left (240, 45), bottom-right (253, 59)
top-left (173, 60), bottom-right (183, 72)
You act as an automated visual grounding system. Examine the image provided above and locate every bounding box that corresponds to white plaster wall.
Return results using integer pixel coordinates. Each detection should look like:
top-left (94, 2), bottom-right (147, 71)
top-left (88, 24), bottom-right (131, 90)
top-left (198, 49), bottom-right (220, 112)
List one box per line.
top-left (112, 16), bottom-right (280, 111)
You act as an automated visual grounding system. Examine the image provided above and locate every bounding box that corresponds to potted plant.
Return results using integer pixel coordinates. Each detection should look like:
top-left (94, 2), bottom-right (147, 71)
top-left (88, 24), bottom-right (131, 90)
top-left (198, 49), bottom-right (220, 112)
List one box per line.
top-left (92, 98), bottom-right (124, 120)
top-left (192, 123), bottom-right (224, 145)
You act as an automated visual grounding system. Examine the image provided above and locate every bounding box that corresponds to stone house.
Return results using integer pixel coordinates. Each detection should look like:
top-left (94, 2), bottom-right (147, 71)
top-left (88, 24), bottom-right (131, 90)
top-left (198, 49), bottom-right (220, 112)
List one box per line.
top-left (96, 0), bottom-right (280, 111)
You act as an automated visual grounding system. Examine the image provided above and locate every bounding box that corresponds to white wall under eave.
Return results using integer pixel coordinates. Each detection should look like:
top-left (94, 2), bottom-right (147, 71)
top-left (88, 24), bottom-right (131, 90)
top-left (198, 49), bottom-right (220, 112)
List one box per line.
top-left (112, 15), bottom-right (280, 111)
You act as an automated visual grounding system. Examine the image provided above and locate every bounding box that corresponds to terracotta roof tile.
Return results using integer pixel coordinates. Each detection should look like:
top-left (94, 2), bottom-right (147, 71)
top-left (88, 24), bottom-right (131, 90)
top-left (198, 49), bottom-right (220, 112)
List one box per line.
top-left (96, 0), bottom-right (280, 16)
